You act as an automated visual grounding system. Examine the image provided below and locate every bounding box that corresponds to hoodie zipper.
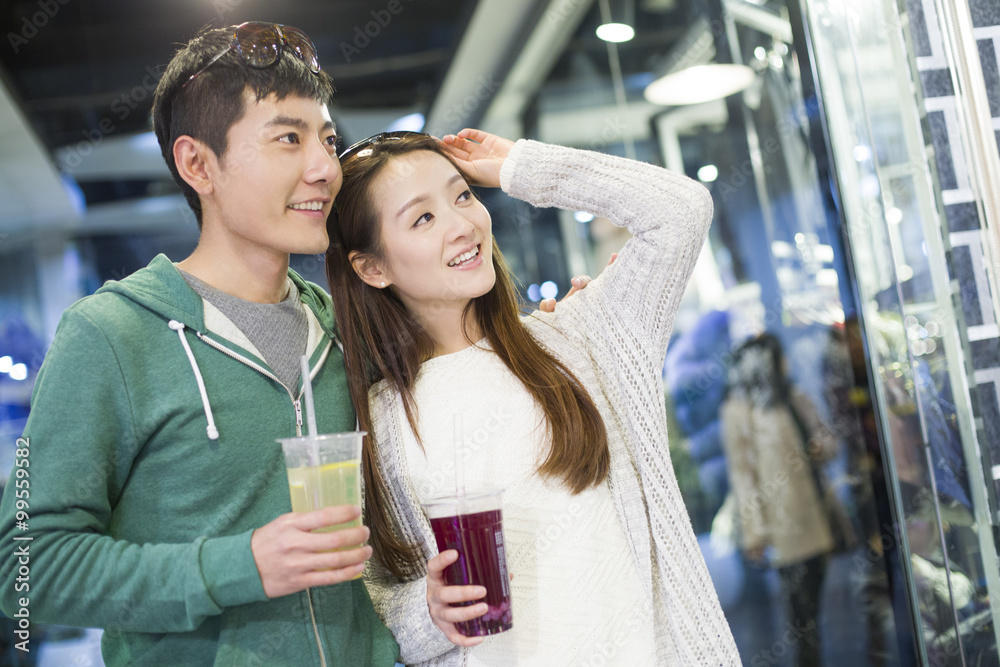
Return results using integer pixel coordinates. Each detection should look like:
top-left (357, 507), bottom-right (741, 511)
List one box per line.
top-left (195, 332), bottom-right (333, 667)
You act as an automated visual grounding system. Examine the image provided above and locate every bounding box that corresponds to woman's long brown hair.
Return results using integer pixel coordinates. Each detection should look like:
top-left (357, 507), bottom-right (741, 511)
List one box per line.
top-left (326, 134), bottom-right (608, 579)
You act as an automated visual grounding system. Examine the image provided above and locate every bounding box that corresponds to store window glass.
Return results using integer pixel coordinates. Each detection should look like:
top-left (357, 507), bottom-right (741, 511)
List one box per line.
top-left (803, 0), bottom-right (1000, 664)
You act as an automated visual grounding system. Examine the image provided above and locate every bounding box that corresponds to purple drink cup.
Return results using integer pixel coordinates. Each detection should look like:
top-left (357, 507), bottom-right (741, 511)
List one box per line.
top-left (422, 490), bottom-right (513, 637)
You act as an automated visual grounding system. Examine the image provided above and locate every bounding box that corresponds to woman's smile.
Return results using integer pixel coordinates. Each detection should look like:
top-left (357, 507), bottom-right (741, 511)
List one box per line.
top-left (447, 244), bottom-right (482, 269)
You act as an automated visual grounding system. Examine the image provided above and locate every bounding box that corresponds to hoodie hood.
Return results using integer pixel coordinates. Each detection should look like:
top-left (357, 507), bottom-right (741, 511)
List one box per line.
top-left (94, 253), bottom-right (341, 442)
top-left (95, 254), bottom-right (206, 330)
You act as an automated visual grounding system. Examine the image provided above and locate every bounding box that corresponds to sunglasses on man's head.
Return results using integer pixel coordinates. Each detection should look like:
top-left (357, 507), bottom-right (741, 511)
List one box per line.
top-left (182, 22), bottom-right (321, 90)
top-left (337, 131), bottom-right (429, 162)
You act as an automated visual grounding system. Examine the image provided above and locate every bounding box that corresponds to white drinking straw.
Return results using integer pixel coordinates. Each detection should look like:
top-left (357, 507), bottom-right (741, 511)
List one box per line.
top-left (300, 355), bottom-right (318, 438)
top-left (454, 413), bottom-right (466, 498)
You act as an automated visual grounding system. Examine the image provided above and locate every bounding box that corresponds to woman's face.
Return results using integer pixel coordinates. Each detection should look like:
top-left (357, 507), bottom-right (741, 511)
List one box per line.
top-left (369, 150), bottom-right (496, 320)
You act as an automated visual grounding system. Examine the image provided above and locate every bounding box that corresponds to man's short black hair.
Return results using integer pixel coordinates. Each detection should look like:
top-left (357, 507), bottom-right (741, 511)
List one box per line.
top-left (151, 25), bottom-right (336, 228)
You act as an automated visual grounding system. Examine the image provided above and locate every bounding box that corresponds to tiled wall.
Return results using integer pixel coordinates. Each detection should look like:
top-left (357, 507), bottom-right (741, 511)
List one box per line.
top-left (908, 0), bottom-right (1000, 501)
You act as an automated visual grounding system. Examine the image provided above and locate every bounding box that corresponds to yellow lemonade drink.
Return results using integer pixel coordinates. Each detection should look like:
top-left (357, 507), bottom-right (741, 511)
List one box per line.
top-left (278, 432), bottom-right (367, 579)
top-left (286, 460), bottom-right (363, 534)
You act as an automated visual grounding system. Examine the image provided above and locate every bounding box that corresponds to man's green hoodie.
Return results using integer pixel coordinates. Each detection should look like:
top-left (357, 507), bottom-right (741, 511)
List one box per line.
top-left (0, 255), bottom-right (399, 666)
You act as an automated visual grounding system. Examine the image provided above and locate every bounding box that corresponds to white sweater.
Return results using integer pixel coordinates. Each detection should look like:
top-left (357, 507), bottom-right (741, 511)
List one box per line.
top-left (405, 342), bottom-right (656, 666)
top-left (364, 140), bottom-right (741, 666)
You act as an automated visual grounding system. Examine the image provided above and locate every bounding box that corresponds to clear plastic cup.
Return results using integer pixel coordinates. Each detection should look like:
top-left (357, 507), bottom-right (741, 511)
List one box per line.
top-left (422, 490), bottom-right (513, 636)
top-left (278, 432), bottom-right (364, 546)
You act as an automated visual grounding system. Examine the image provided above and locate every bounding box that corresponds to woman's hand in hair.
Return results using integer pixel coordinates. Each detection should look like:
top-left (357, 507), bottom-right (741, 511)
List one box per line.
top-left (439, 128), bottom-right (514, 188)
top-left (426, 549), bottom-right (488, 647)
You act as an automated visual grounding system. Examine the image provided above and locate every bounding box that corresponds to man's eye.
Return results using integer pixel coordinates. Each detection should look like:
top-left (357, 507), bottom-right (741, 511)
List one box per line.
top-left (279, 133), bottom-right (300, 144)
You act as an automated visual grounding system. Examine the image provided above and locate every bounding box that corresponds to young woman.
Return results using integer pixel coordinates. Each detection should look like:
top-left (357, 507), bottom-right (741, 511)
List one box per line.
top-left (326, 129), bottom-right (739, 665)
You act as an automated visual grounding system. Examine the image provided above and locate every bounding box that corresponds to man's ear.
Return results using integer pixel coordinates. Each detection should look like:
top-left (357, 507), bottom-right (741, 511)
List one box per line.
top-left (349, 251), bottom-right (391, 288)
top-left (173, 135), bottom-right (216, 195)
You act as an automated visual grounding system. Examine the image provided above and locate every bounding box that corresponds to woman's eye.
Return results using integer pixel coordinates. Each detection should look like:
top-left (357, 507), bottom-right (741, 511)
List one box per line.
top-left (414, 213), bottom-right (433, 227)
top-left (279, 133), bottom-right (300, 144)
top-left (457, 190), bottom-right (472, 202)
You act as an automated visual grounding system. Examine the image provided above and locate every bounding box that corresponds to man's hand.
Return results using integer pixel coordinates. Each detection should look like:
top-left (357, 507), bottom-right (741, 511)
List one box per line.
top-left (251, 505), bottom-right (372, 598)
top-left (426, 550), bottom-right (487, 647)
top-left (539, 252), bottom-right (618, 313)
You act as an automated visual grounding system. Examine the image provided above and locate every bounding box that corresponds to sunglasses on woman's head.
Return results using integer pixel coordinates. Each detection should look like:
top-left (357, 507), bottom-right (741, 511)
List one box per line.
top-left (181, 22), bottom-right (321, 90)
top-left (338, 131), bottom-right (429, 161)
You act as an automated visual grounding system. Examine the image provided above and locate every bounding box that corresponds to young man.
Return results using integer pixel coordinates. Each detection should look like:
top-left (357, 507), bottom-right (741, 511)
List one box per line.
top-left (0, 23), bottom-right (399, 665)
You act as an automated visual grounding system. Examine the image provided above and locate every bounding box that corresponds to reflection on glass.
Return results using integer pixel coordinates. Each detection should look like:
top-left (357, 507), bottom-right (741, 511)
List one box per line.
top-left (804, 0), bottom-right (1000, 664)
top-left (721, 333), bottom-right (848, 667)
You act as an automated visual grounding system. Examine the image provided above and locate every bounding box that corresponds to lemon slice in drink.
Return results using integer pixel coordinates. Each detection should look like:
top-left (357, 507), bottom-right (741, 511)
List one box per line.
top-left (319, 460), bottom-right (359, 472)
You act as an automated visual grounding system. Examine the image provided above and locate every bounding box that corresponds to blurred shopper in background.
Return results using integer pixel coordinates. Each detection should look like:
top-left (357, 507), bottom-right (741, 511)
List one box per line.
top-left (721, 332), bottom-right (844, 667)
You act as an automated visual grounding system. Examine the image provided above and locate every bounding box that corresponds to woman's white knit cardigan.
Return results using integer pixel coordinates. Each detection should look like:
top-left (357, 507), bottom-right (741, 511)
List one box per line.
top-left (364, 139), bottom-right (742, 666)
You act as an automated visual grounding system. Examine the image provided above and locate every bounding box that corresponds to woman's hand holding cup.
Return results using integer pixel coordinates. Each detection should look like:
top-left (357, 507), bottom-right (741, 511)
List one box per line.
top-left (426, 549), bottom-right (489, 647)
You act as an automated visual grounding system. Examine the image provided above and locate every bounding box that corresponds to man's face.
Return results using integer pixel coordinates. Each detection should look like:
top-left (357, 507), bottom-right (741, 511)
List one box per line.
top-left (204, 91), bottom-right (341, 258)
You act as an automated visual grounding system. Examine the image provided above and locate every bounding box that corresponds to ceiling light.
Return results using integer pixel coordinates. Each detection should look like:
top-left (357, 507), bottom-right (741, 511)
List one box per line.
top-left (387, 112), bottom-right (425, 132)
top-left (597, 0), bottom-right (635, 43)
top-left (644, 64), bottom-right (756, 106)
top-left (697, 164), bottom-right (719, 182)
top-left (575, 211), bottom-right (595, 223)
top-left (0, 356), bottom-right (11, 373)
top-left (9, 363), bottom-right (27, 382)
top-left (596, 22), bottom-right (635, 43)
top-left (540, 281), bottom-right (559, 300)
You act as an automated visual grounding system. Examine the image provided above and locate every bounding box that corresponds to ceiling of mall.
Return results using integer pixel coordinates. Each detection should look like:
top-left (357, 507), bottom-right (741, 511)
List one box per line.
top-left (0, 0), bottom-right (790, 243)
top-left (1, 0), bottom-right (476, 147)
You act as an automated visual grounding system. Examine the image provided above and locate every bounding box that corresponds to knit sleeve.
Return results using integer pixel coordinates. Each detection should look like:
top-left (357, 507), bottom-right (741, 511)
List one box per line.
top-left (503, 142), bottom-right (741, 664)
top-left (363, 561), bottom-right (456, 664)
top-left (365, 386), bottom-right (458, 665)
top-left (499, 139), bottom-right (712, 362)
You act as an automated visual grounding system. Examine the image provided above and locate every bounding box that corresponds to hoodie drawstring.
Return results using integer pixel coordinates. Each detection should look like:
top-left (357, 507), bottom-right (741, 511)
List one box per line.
top-left (168, 320), bottom-right (220, 440)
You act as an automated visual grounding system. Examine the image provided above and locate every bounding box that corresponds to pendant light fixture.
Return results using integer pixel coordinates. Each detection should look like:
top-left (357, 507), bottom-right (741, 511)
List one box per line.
top-left (596, 0), bottom-right (635, 43)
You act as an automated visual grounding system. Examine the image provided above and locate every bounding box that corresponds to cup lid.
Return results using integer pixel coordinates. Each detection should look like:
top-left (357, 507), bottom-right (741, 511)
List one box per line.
top-left (421, 488), bottom-right (504, 519)
top-left (276, 431), bottom-right (367, 446)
